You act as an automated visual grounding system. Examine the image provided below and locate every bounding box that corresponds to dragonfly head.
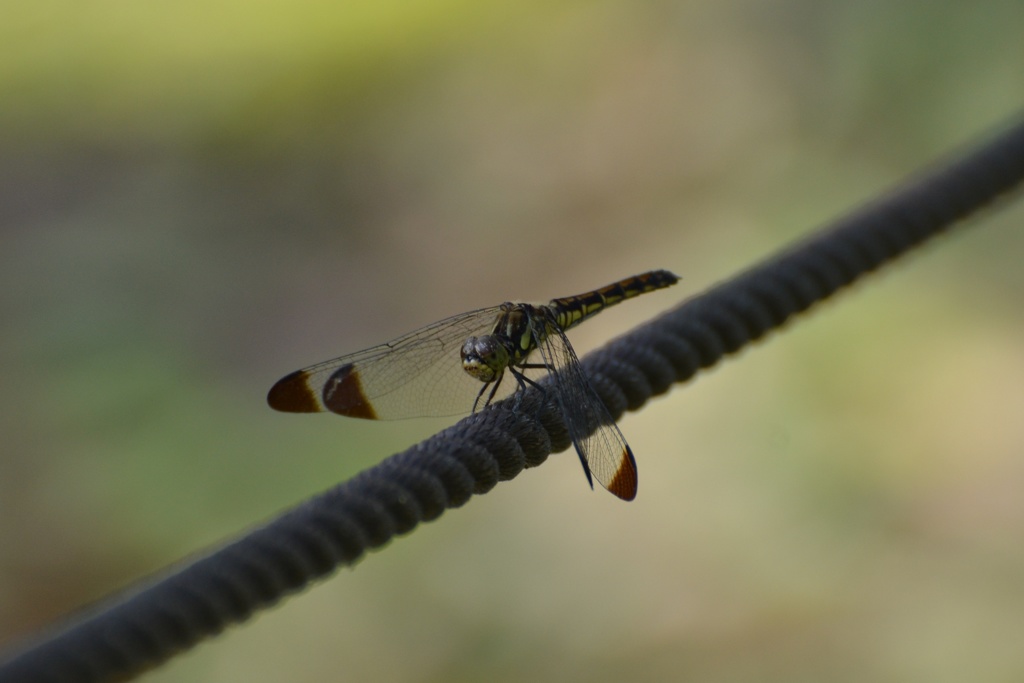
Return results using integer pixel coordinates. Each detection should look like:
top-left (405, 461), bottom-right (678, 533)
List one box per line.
top-left (461, 335), bottom-right (510, 383)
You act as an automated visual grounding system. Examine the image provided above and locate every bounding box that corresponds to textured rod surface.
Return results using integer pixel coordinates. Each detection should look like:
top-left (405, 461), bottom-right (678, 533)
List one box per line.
top-left (3, 116), bottom-right (1024, 683)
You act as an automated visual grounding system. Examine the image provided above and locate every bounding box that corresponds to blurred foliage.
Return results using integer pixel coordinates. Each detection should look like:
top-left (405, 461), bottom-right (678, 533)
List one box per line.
top-left (2, 1), bottom-right (1024, 682)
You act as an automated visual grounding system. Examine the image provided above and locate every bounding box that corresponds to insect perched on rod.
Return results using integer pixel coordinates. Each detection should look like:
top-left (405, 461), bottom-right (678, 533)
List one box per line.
top-left (268, 270), bottom-right (679, 501)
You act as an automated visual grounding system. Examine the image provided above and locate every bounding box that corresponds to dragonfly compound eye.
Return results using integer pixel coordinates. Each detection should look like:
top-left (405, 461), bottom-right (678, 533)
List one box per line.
top-left (460, 336), bottom-right (510, 382)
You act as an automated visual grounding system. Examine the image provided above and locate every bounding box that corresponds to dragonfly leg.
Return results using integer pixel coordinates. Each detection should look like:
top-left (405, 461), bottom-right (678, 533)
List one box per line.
top-left (473, 371), bottom-right (505, 413)
top-left (509, 365), bottom-right (549, 412)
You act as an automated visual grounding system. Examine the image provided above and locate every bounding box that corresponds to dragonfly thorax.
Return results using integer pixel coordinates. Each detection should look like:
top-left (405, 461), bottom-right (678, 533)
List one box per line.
top-left (460, 335), bottom-right (512, 383)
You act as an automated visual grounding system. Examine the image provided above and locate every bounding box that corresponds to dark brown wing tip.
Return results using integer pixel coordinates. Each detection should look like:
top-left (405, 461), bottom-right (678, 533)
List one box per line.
top-left (267, 370), bottom-right (321, 412)
top-left (607, 447), bottom-right (638, 501)
top-left (322, 364), bottom-right (378, 419)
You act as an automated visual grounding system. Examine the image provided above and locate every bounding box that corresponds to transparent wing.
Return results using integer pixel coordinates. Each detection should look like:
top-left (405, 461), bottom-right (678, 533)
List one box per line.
top-left (268, 305), bottom-right (519, 419)
top-left (529, 308), bottom-right (639, 500)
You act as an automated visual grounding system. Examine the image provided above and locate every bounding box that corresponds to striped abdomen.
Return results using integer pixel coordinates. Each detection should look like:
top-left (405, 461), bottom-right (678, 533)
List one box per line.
top-left (547, 269), bottom-right (679, 332)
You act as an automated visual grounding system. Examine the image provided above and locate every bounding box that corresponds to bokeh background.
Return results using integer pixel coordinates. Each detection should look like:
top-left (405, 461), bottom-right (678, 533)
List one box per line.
top-left (3, 1), bottom-right (1024, 681)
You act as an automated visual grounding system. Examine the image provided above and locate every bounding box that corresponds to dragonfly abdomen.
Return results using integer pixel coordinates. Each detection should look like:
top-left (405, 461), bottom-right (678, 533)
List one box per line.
top-left (549, 269), bottom-right (679, 331)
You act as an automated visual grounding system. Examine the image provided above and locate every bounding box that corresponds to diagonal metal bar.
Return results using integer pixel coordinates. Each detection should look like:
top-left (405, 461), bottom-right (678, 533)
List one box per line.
top-left (2, 114), bottom-right (1024, 683)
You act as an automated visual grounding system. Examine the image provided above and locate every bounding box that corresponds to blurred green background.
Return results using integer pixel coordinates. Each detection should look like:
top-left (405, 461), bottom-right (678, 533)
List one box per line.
top-left (3, 1), bottom-right (1024, 681)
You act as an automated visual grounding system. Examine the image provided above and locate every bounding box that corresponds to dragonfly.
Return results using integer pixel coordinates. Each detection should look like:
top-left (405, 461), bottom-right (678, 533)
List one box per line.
top-left (268, 270), bottom-right (679, 501)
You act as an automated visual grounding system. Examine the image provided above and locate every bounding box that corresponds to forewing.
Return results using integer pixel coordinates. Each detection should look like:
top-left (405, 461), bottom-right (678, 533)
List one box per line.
top-left (530, 310), bottom-right (639, 500)
top-left (268, 306), bottom-right (517, 419)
